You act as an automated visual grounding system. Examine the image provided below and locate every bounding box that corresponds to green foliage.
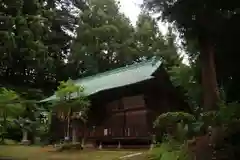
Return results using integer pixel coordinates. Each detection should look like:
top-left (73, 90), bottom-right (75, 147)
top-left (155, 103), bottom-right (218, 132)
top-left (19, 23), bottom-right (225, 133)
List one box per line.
top-left (200, 102), bottom-right (240, 127)
top-left (135, 14), bottom-right (182, 68)
top-left (0, 0), bottom-right (88, 96)
top-left (54, 79), bottom-right (90, 113)
top-left (216, 102), bottom-right (240, 125)
top-left (150, 139), bottom-right (192, 160)
top-left (53, 79), bottom-right (90, 140)
top-left (154, 112), bottom-right (196, 129)
top-left (0, 87), bottom-right (47, 144)
top-left (154, 112), bottom-right (196, 143)
top-left (3, 139), bottom-right (17, 145)
top-left (0, 88), bottom-right (23, 142)
top-left (69, 0), bottom-right (136, 76)
top-left (56, 80), bottom-right (84, 101)
top-left (69, 0), bottom-right (180, 78)
top-left (143, 0), bottom-right (240, 111)
top-left (154, 102), bottom-right (240, 147)
top-left (0, 88), bottom-right (19, 103)
top-left (0, 88), bottom-right (22, 118)
top-left (169, 63), bottom-right (202, 110)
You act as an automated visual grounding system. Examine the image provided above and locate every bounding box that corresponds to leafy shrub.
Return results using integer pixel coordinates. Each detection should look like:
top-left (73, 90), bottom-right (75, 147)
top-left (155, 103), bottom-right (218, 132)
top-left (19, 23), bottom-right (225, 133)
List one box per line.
top-left (154, 112), bottom-right (196, 142)
top-left (152, 102), bottom-right (240, 159)
top-left (4, 121), bottom-right (22, 142)
top-left (153, 104), bottom-right (240, 143)
top-left (154, 112), bottom-right (196, 128)
top-left (4, 139), bottom-right (17, 145)
top-left (150, 139), bottom-right (192, 160)
top-left (216, 102), bottom-right (240, 126)
top-left (198, 102), bottom-right (240, 127)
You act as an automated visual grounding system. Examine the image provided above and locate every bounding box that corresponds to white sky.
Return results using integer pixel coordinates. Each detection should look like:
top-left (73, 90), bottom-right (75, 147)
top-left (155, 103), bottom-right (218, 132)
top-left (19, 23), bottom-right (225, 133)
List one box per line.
top-left (119, 0), bottom-right (168, 35)
top-left (119, 0), bottom-right (189, 64)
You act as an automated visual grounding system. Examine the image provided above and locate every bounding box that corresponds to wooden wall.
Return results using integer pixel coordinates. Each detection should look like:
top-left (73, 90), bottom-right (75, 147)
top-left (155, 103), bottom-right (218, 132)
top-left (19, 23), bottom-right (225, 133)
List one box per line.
top-left (50, 66), bottom-right (189, 143)
top-left (93, 94), bottom-right (149, 138)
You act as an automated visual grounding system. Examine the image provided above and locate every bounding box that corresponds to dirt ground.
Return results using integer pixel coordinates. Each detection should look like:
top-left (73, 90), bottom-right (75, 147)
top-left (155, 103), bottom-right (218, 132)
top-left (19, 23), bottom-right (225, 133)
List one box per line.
top-left (0, 145), bottom-right (148, 160)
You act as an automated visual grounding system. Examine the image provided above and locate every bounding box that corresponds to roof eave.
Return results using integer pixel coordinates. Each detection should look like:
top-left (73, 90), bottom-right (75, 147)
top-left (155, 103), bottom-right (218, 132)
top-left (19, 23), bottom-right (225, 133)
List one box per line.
top-left (39, 76), bottom-right (155, 103)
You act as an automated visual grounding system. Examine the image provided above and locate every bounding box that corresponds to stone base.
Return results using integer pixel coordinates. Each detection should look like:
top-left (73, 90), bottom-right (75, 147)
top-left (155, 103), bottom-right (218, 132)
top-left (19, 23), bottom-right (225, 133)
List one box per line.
top-left (21, 140), bottom-right (30, 145)
top-left (99, 142), bottom-right (102, 149)
top-left (118, 142), bottom-right (121, 149)
top-left (150, 144), bottom-right (154, 150)
top-left (85, 142), bottom-right (95, 148)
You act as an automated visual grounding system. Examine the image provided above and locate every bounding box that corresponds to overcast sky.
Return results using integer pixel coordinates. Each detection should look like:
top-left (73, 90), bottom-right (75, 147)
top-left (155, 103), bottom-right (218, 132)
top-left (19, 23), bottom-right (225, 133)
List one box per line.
top-left (119, 0), bottom-right (142, 25)
top-left (119, 0), bottom-right (168, 35)
top-left (119, 0), bottom-right (189, 64)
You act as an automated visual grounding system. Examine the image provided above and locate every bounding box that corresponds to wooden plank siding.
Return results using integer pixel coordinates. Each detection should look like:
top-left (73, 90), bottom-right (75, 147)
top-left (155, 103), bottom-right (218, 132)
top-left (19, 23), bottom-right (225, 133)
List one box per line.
top-left (77, 94), bottom-right (150, 140)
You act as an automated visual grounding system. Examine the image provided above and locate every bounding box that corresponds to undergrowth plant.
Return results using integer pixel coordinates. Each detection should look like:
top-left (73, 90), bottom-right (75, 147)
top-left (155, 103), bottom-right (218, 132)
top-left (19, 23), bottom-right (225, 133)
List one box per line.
top-left (151, 101), bottom-right (240, 159)
top-left (150, 137), bottom-right (193, 160)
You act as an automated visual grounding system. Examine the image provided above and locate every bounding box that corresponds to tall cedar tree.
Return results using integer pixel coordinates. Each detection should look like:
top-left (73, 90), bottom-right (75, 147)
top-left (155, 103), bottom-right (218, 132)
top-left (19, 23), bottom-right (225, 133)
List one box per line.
top-left (69, 0), bottom-right (137, 78)
top-left (0, 0), bottom-right (88, 96)
top-left (143, 0), bottom-right (240, 110)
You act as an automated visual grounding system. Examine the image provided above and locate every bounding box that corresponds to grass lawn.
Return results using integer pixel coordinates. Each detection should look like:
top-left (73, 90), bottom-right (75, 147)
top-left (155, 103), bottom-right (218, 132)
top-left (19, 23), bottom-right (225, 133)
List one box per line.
top-left (0, 145), bottom-right (148, 160)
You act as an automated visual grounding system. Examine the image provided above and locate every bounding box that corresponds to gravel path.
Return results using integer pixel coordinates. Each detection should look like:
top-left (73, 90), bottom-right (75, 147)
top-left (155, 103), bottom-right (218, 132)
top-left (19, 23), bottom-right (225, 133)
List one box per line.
top-left (119, 152), bottom-right (143, 159)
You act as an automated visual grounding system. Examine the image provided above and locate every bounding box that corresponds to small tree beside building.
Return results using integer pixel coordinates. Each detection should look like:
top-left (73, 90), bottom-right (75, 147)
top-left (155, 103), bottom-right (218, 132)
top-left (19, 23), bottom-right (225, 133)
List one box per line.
top-left (54, 79), bottom-right (90, 145)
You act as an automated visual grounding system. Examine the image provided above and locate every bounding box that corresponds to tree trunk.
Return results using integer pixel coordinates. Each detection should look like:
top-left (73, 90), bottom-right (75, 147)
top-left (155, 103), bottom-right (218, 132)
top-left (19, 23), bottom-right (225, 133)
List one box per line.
top-left (81, 124), bottom-right (86, 148)
top-left (197, 37), bottom-right (222, 160)
top-left (1, 110), bottom-right (7, 143)
top-left (67, 119), bottom-right (70, 139)
top-left (199, 38), bottom-right (220, 111)
top-left (66, 108), bottom-right (71, 140)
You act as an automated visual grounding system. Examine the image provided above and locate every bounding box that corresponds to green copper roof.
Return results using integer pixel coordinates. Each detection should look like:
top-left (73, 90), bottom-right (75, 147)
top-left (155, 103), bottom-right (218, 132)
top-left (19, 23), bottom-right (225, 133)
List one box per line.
top-left (40, 58), bottom-right (162, 103)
